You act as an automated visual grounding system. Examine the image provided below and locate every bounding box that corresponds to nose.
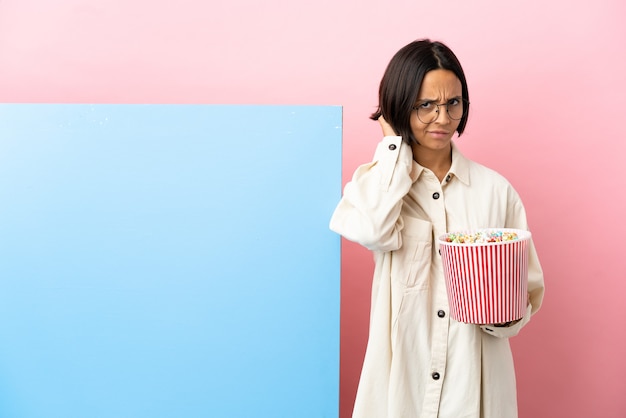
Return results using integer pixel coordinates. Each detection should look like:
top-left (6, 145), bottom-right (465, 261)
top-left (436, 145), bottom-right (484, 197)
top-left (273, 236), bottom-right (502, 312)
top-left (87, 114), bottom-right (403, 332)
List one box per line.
top-left (433, 104), bottom-right (451, 123)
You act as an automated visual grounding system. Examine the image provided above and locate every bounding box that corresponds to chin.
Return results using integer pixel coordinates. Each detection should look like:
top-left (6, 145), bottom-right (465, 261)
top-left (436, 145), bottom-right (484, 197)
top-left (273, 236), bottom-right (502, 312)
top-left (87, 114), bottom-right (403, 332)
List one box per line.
top-left (425, 140), bottom-right (452, 150)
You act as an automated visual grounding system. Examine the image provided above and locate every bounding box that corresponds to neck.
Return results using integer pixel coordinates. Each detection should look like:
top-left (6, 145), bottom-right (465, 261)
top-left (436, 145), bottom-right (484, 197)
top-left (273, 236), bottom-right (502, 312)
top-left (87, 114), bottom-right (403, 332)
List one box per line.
top-left (412, 143), bottom-right (452, 182)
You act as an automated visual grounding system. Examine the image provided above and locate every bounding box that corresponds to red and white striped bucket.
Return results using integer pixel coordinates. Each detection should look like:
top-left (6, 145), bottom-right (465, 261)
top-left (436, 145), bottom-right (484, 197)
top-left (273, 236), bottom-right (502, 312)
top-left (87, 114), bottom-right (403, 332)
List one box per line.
top-left (438, 228), bottom-right (531, 324)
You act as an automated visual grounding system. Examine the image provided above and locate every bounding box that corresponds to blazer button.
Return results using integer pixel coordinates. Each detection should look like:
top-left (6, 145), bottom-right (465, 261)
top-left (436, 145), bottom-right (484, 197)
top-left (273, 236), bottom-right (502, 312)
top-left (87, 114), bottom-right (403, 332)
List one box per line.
top-left (437, 310), bottom-right (446, 318)
top-left (432, 192), bottom-right (440, 199)
top-left (388, 144), bottom-right (397, 150)
top-left (432, 372), bottom-right (440, 380)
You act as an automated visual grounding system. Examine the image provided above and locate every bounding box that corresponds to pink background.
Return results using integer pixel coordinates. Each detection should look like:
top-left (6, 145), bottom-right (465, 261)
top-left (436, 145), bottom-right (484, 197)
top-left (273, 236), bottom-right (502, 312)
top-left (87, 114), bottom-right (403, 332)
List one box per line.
top-left (1, 1), bottom-right (625, 417)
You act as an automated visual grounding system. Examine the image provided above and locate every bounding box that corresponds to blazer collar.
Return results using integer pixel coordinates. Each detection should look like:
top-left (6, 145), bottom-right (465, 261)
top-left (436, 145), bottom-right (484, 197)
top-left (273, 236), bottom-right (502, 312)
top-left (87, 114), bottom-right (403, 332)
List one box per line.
top-left (410, 141), bottom-right (471, 185)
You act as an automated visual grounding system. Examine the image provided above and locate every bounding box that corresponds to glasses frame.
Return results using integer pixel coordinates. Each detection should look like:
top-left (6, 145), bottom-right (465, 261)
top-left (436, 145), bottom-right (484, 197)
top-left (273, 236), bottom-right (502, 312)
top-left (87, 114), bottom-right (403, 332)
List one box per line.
top-left (412, 98), bottom-right (469, 124)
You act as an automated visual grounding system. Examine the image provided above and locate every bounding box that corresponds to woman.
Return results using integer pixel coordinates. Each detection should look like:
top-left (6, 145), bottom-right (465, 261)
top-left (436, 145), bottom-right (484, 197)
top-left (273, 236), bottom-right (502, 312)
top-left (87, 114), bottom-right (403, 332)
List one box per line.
top-left (330, 39), bottom-right (545, 418)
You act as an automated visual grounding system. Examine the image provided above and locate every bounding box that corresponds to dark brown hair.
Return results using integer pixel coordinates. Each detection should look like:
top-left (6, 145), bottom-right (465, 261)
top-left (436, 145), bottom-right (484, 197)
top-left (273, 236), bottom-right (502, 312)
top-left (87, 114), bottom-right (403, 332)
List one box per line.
top-left (371, 39), bottom-right (470, 145)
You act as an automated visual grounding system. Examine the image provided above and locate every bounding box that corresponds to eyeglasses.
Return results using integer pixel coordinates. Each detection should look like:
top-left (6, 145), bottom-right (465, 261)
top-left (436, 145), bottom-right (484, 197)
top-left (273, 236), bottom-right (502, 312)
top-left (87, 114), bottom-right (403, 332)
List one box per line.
top-left (412, 98), bottom-right (468, 124)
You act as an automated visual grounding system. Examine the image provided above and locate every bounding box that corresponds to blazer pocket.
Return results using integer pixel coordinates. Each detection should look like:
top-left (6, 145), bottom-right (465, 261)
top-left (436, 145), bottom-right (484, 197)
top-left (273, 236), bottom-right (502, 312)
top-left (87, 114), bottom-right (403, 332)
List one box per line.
top-left (393, 216), bottom-right (433, 289)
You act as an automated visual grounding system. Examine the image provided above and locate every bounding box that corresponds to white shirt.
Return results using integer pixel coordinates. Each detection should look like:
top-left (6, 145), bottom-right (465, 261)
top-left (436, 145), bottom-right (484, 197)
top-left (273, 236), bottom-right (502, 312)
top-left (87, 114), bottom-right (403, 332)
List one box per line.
top-left (330, 136), bottom-right (545, 418)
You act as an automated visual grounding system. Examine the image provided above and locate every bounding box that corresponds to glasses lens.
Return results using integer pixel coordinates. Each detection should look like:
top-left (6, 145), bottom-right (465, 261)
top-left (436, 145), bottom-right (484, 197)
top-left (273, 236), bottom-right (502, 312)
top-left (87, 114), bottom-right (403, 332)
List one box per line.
top-left (417, 107), bottom-right (436, 123)
top-left (447, 101), bottom-right (464, 120)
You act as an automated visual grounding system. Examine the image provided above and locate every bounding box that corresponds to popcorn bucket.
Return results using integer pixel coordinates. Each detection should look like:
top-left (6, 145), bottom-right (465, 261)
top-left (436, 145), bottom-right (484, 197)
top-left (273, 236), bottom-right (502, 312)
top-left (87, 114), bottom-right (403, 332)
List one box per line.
top-left (438, 228), bottom-right (531, 324)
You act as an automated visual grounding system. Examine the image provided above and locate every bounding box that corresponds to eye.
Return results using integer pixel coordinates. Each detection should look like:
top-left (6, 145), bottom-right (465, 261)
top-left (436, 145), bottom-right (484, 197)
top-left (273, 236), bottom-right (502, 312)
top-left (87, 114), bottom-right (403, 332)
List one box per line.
top-left (447, 98), bottom-right (461, 107)
top-left (417, 101), bottom-right (434, 109)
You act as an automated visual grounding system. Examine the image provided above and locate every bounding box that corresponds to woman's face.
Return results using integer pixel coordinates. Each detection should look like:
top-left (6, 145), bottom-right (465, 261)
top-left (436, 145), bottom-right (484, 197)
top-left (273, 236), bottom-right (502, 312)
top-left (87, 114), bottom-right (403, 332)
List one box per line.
top-left (410, 69), bottom-right (463, 150)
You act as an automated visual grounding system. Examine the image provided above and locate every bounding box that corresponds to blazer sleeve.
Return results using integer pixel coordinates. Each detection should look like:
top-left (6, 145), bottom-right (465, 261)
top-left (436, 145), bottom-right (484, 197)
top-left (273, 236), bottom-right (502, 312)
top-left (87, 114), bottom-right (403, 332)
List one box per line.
top-left (329, 136), bottom-right (415, 252)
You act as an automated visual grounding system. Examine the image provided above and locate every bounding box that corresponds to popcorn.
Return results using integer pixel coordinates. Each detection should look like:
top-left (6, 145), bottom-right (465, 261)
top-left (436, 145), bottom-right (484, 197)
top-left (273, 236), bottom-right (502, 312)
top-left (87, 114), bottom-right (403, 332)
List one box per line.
top-left (443, 229), bottom-right (519, 244)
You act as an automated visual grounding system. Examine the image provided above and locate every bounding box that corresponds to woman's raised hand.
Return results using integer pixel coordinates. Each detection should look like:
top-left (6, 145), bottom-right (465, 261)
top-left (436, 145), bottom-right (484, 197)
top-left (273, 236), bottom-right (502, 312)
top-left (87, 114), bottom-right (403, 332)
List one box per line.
top-left (378, 115), bottom-right (398, 137)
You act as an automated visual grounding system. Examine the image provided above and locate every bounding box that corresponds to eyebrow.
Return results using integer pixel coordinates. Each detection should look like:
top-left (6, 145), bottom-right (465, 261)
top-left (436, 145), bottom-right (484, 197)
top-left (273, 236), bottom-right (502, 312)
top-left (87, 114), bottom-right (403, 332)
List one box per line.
top-left (416, 95), bottom-right (463, 103)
